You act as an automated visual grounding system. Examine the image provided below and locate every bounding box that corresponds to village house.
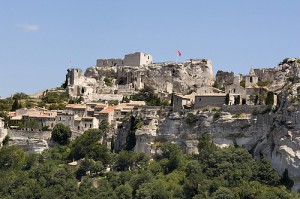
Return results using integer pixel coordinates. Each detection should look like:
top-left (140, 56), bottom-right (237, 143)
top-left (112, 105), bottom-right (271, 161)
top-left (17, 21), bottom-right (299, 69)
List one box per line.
top-left (56, 111), bottom-right (76, 128)
top-left (74, 116), bottom-right (99, 131)
top-left (9, 108), bottom-right (57, 130)
top-left (65, 104), bottom-right (87, 117)
top-left (172, 93), bottom-right (195, 112)
top-left (194, 93), bottom-right (227, 109)
top-left (99, 106), bottom-right (116, 125)
top-left (173, 92), bottom-right (227, 111)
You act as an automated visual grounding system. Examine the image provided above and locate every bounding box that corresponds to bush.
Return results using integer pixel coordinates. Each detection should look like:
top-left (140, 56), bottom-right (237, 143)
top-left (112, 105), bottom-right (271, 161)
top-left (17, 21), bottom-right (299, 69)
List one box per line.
top-left (132, 85), bottom-right (169, 106)
top-left (42, 91), bottom-right (69, 104)
top-left (186, 113), bottom-right (197, 125)
top-left (108, 100), bottom-right (119, 106)
top-left (213, 110), bottom-right (221, 119)
top-left (104, 76), bottom-right (113, 87)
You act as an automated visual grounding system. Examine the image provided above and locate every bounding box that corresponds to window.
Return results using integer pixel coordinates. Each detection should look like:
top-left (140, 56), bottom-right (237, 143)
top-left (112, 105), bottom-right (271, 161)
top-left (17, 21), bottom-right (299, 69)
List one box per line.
top-left (85, 123), bottom-right (87, 128)
top-left (199, 98), bottom-right (201, 102)
top-left (250, 77), bottom-right (253, 83)
top-left (90, 124), bottom-right (92, 128)
top-left (234, 89), bottom-right (236, 93)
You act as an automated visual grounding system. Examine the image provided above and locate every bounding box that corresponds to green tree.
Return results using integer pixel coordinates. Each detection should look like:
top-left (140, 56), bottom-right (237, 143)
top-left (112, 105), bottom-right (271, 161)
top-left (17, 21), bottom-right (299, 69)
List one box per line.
top-left (225, 93), bottom-right (230, 105)
top-left (51, 123), bottom-right (72, 145)
top-left (125, 116), bottom-right (142, 151)
top-left (266, 91), bottom-right (274, 108)
top-left (69, 129), bottom-right (111, 165)
top-left (2, 135), bottom-right (10, 146)
top-left (115, 183), bottom-right (133, 199)
top-left (280, 169), bottom-right (294, 189)
top-left (11, 98), bottom-right (20, 111)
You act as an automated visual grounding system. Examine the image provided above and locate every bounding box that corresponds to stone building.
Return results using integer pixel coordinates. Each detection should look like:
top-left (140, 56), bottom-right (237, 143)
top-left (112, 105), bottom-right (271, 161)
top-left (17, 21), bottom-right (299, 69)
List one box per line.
top-left (99, 106), bottom-right (116, 125)
top-left (96, 52), bottom-right (153, 67)
top-left (215, 70), bottom-right (235, 87)
top-left (172, 93), bottom-right (195, 112)
top-left (65, 104), bottom-right (87, 117)
top-left (173, 92), bottom-right (227, 111)
top-left (194, 94), bottom-right (227, 109)
top-left (245, 68), bottom-right (258, 88)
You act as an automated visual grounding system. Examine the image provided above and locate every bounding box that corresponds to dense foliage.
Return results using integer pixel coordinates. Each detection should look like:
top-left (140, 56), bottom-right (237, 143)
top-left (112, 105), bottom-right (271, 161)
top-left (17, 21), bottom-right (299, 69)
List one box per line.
top-left (132, 85), bottom-right (169, 106)
top-left (0, 131), bottom-right (299, 199)
top-left (51, 123), bottom-right (72, 145)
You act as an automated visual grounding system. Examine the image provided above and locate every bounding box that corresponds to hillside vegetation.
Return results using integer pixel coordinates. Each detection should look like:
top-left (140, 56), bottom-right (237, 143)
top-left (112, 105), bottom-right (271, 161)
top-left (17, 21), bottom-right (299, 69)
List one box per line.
top-left (0, 130), bottom-right (298, 199)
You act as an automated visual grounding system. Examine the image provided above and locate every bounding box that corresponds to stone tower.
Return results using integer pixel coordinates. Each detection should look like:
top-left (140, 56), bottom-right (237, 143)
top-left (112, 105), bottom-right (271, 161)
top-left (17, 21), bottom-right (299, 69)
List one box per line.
top-left (245, 68), bottom-right (258, 88)
top-left (67, 68), bottom-right (83, 86)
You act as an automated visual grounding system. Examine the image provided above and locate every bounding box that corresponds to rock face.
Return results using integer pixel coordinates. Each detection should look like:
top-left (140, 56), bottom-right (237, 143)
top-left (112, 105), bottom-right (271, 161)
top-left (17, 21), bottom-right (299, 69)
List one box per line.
top-left (66, 59), bottom-right (214, 102)
top-left (215, 70), bottom-right (235, 87)
top-left (156, 59), bottom-right (300, 191)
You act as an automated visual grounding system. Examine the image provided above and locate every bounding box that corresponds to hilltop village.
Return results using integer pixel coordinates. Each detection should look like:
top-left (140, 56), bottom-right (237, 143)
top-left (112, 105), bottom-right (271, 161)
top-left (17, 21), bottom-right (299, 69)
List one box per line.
top-left (2, 52), bottom-right (300, 192)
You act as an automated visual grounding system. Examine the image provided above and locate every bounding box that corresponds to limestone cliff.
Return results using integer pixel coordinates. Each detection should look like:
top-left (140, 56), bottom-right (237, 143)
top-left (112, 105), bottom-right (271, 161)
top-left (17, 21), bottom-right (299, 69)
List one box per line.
top-left (155, 59), bottom-right (300, 191)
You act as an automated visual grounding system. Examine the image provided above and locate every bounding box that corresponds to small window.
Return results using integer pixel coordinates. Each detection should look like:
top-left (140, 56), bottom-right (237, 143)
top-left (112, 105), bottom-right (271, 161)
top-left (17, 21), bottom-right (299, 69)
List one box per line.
top-left (250, 77), bottom-right (253, 83)
top-left (199, 98), bottom-right (201, 102)
top-left (234, 89), bottom-right (236, 93)
top-left (90, 124), bottom-right (92, 128)
top-left (85, 124), bottom-right (87, 128)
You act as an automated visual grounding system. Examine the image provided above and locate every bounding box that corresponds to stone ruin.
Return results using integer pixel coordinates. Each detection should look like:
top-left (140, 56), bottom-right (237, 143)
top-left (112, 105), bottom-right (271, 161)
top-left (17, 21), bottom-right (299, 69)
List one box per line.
top-left (66, 53), bottom-right (215, 102)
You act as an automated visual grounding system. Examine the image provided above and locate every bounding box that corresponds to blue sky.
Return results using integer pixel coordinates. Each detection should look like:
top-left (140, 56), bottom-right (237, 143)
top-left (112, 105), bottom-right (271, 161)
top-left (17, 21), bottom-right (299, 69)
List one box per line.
top-left (0, 0), bottom-right (300, 97)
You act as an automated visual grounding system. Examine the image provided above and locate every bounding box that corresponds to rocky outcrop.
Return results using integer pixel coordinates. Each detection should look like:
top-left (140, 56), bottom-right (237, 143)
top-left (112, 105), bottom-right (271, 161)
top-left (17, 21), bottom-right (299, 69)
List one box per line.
top-left (215, 70), bottom-right (235, 87)
top-left (66, 59), bottom-right (215, 102)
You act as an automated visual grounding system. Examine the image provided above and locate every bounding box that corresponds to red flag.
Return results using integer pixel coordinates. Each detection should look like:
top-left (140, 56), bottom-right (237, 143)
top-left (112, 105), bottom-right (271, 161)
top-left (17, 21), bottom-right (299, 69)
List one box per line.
top-left (177, 50), bottom-right (181, 56)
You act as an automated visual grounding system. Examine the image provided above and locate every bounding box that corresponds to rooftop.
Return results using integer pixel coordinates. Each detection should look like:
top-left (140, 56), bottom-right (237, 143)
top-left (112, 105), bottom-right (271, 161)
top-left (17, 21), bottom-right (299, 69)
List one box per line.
top-left (99, 106), bottom-right (116, 114)
top-left (65, 104), bottom-right (86, 109)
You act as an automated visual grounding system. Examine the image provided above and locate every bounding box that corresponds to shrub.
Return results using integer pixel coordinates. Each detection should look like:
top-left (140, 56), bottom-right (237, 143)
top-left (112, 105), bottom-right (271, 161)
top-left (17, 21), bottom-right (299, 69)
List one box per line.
top-left (104, 76), bottom-right (113, 87)
top-left (233, 112), bottom-right (242, 118)
top-left (186, 113), bottom-right (197, 125)
top-left (213, 110), bottom-right (221, 119)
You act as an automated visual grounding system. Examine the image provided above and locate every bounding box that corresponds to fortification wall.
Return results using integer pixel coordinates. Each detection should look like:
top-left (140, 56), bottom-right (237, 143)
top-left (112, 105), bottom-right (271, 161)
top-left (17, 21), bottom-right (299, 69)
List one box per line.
top-left (8, 129), bottom-right (51, 139)
top-left (221, 105), bottom-right (267, 114)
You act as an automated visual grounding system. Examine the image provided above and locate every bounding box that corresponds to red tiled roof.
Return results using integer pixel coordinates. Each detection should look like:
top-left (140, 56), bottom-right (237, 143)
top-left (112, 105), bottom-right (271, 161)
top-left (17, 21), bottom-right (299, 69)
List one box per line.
top-left (99, 106), bottom-right (116, 114)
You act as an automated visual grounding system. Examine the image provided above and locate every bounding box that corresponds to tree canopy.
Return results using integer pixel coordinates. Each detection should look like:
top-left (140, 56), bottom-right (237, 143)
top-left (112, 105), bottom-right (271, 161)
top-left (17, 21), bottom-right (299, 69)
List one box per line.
top-left (51, 123), bottom-right (72, 145)
top-left (0, 130), bottom-right (298, 199)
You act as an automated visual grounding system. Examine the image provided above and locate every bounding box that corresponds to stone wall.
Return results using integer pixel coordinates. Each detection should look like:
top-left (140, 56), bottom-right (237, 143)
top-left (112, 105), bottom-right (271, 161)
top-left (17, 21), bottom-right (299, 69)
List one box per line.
top-left (215, 70), bottom-right (234, 87)
top-left (8, 129), bottom-right (51, 139)
top-left (194, 95), bottom-right (226, 109)
top-left (221, 105), bottom-right (267, 114)
top-left (96, 59), bottom-right (124, 67)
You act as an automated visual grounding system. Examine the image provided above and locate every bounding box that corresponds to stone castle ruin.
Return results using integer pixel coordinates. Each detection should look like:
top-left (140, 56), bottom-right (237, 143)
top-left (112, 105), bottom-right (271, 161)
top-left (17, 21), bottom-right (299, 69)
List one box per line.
top-left (66, 52), bottom-right (215, 102)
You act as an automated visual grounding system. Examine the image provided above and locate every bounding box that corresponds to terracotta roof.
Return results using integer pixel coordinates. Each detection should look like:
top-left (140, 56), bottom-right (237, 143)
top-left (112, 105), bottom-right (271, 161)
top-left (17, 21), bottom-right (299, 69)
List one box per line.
top-left (95, 104), bottom-right (107, 108)
top-left (82, 117), bottom-right (94, 121)
top-left (65, 104), bottom-right (86, 109)
top-left (7, 112), bottom-right (16, 117)
top-left (99, 106), bottom-right (116, 114)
